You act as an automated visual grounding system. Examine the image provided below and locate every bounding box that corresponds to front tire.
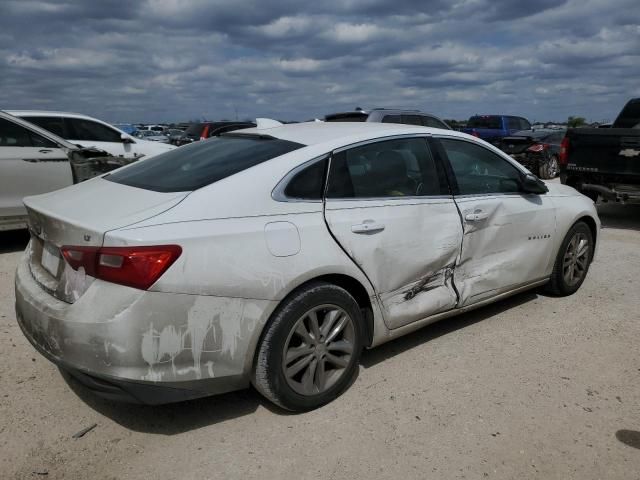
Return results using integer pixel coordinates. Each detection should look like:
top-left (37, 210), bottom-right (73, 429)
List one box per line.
top-left (253, 282), bottom-right (364, 411)
top-left (544, 221), bottom-right (593, 296)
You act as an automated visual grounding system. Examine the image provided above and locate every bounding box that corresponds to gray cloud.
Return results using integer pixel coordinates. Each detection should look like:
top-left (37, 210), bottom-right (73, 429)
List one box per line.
top-left (0, 0), bottom-right (638, 123)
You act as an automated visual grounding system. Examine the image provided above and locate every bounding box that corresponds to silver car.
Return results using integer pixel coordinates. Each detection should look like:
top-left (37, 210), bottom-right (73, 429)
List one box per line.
top-left (15, 122), bottom-right (600, 411)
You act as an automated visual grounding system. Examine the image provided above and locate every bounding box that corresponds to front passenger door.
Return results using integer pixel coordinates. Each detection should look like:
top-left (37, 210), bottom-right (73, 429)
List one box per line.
top-left (0, 118), bottom-right (72, 221)
top-left (433, 137), bottom-right (557, 306)
top-left (323, 136), bottom-right (463, 329)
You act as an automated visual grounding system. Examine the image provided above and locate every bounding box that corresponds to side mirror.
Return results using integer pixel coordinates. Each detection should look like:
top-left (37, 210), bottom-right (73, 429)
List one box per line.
top-left (520, 173), bottom-right (548, 194)
top-left (121, 133), bottom-right (135, 144)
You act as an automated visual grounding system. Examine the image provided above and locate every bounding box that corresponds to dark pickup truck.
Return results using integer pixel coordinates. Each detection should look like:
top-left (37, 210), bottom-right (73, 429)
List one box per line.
top-left (560, 98), bottom-right (640, 203)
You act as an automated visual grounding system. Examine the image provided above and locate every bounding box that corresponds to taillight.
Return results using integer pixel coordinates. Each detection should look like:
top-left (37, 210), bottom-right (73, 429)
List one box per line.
top-left (200, 124), bottom-right (209, 140)
top-left (559, 137), bottom-right (570, 165)
top-left (471, 129), bottom-right (480, 137)
top-left (61, 245), bottom-right (182, 290)
top-left (526, 143), bottom-right (549, 153)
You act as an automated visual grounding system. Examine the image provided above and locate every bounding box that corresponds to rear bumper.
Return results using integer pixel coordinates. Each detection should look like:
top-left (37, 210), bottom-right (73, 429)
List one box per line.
top-left (15, 254), bottom-right (277, 404)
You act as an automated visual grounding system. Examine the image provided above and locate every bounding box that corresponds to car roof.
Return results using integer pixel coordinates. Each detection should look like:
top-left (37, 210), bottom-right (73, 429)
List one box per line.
top-left (231, 121), bottom-right (464, 148)
top-left (5, 110), bottom-right (105, 121)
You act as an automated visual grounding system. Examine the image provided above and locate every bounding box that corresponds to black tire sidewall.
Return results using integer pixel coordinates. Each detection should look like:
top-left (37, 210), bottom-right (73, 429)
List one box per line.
top-left (552, 222), bottom-right (593, 295)
top-left (258, 283), bottom-right (364, 411)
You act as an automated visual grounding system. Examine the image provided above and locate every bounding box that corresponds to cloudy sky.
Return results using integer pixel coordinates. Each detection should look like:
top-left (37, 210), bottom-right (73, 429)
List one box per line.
top-left (1, 0), bottom-right (639, 123)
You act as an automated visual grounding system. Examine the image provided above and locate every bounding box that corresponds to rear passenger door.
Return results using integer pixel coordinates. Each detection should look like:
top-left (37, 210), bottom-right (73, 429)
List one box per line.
top-left (323, 136), bottom-right (463, 329)
top-left (0, 118), bottom-right (72, 220)
top-left (432, 137), bottom-right (557, 306)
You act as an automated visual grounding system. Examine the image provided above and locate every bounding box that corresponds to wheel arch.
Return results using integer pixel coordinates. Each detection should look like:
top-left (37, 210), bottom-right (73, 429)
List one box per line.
top-left (248, 273), bottom-right (376, 378)
top-left (577, 215), bottom-right (598, 257)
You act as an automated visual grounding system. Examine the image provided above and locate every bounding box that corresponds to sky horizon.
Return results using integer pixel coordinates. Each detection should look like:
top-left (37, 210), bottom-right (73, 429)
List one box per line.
top-left (1, 0), bottom-right (639, 124)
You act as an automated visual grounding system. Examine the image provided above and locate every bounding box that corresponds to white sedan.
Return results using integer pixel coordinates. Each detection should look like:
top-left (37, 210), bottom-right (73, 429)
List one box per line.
top-left (7, 110), bottom-right (175, 159)
top-left (15, 122), bottom-right (599, 411)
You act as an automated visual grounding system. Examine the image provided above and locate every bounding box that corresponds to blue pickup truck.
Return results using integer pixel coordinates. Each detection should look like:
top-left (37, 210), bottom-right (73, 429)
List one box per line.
top-left (462, 115), bottom-right (531, 144)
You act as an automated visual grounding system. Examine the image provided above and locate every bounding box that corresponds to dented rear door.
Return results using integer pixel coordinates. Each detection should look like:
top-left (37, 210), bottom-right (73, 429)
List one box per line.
top-left (434, 137), bottom-right (557, 306)
top-left (323, 136), bottom-right (463, 329)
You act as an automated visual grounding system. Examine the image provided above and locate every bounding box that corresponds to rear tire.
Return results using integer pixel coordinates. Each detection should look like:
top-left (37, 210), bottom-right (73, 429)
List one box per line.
top-left (544, 221), bottom-right (593, 296)
top-left (253, 282), bottom-right (364, 412)
top-left (539, 155), bottom-right (559, 179)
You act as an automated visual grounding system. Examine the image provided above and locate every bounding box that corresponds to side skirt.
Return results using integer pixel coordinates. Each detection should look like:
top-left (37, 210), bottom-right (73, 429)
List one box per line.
top-left (370, 277), bottom-right (549, 347)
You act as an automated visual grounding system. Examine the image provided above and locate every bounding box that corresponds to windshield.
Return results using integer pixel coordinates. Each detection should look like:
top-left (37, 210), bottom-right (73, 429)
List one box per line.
top-left (106, 135), bottom-right (304, 192)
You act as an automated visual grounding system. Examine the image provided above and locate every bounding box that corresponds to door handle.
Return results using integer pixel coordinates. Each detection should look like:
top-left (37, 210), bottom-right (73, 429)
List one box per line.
top-left (351, 221), bottom-right (385, 234)
top-left (39, 149), bottom-right (52, 153)
top-left (464, 211), bottom-right (489, 222)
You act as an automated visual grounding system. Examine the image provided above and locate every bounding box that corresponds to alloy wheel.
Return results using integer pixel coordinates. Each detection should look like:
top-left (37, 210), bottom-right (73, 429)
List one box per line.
top-left (282, 305), bottom-right (355, 396)
top-left (562, 232), bottom-right (590, 286)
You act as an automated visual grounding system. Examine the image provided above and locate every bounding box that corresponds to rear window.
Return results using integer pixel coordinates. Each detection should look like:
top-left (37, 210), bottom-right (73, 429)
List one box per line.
top-left (467, 116), bottom-right (502, 129)
top-left (324, 113), bottom-right (368, 122)
top-left (106, 135), bottom-right (304, 192)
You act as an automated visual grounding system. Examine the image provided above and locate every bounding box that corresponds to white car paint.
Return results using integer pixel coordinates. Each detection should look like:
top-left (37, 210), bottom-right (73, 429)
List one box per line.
top-left (14, 121), bottom-right (600, 405)
top-left (7, 110), bottom-right (175, 159)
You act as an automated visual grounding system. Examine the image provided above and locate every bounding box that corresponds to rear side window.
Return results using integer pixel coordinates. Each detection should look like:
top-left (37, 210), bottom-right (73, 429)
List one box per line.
top-left (66, 118), bottom-right (122, 142)
top-left (467, 116), bottom-right (502, 129)
top-left (283, 158), bottom-right (327, 200)
top-left (0, 118), bottom-right (57, 148)
top-left (381, 115), bottom-right (402, 124)
top-left (107, 135), bottom-right (304, 192)
top-left (326, 137), bottom-right (443, 198)
top-left (422, 116), bottom-right (449, 129)
top-left (402, 115), bottom-right (423, 126)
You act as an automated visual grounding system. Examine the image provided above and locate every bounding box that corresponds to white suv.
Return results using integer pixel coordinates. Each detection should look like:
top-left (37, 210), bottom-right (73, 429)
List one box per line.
top-left (7, 111), bottom-right (175, 159)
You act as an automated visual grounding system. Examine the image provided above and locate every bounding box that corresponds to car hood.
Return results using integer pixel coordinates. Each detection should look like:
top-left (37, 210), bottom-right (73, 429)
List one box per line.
top-left (135, 138), bottom-right (175, 155)
top-left (544, 181), bottom-right (579, 197)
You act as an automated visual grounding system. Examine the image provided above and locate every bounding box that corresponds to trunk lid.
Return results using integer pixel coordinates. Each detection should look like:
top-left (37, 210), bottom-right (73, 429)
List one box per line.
top-left (499, 136), bottom-right (534, 154)
top-left (23, 177), bottom-right (188, 303)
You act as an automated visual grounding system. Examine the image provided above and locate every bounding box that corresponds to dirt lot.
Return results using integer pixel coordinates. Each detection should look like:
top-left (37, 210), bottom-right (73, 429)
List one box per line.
top-left (1, 202), bottom-right (639, 480)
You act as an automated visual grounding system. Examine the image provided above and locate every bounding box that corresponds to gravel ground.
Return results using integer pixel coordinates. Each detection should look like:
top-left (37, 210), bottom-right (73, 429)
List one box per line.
top-left (1, 202), bottom-right (639, 480)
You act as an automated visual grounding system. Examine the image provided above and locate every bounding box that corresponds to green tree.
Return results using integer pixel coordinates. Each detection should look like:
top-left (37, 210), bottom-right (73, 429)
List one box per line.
top-left (567, 116), bottom-right (586, 128)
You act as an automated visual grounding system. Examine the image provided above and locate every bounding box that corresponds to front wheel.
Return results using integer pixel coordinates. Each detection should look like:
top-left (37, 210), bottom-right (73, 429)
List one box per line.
top-left (253, 282), bottom-right (364, 411)
top-left (544, 221), bottom-right (593, 296)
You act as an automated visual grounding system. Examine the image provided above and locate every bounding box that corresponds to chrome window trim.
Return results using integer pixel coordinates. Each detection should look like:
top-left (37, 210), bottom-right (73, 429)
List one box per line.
top-left (327, 134), bottom-right (451, 201)
top-left (271, 154), bottom-right (328, 203)
top-left (332, 133), bottom-right (432, 154)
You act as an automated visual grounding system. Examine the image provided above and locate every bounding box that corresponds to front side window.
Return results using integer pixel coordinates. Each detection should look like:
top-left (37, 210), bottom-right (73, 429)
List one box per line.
top-left (0, 118), bottom-right (56, 148)
top-left (24, 116), bottom-right (67, 138)
top-left (107, 135), bottom-right (304, 192)
top-left (439, 138), bottom-right (522, 195)
top-left (507, 117), bottom-right (521, 130)
top-left (66, 118), bottom-right (122, 142)
top-left (518, 118), bottom-right (532, 130)
top-left (326, 137), bottom-right (443, 198)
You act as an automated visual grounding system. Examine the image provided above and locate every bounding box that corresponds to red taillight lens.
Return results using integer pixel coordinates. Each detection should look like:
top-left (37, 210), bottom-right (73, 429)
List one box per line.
top-left (61, 245), bottom-right (182, 290)
top-left (471, 129), bottom-right (480, 137)
top-left (526, 143), bottom-right (549, 153)
top-left (200, 124), bottom-right (209, 140)
top-left (559, 137), bottom-right (570, 165)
